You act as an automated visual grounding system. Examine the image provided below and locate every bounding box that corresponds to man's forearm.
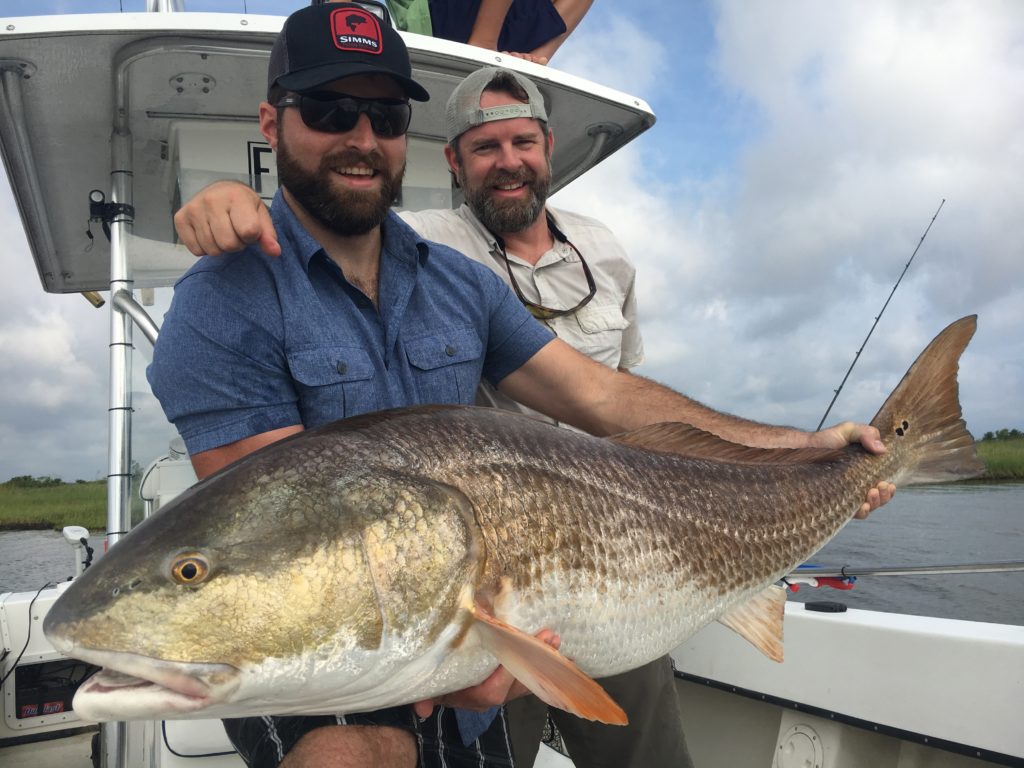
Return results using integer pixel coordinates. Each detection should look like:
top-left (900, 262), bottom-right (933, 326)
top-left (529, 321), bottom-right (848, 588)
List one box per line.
top-left (503, 337), bottom-right (864, 450)
top-left (499, 340), bottom-right (812, 447)
top-left (589, 371), bottom-right (811, 447)
top-left (467, 0), bottom-right (514, 50)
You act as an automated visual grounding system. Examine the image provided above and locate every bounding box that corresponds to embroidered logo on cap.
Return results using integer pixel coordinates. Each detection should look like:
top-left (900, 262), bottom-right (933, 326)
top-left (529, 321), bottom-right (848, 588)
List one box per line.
top-left (331, 7), bottom-right (384, 54)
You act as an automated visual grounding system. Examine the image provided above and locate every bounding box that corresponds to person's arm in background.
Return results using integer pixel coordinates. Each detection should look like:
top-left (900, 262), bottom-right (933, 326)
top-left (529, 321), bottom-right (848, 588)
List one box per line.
top-left (527, 0), bottom-right (593, 62)
top-left (466, 0), bottom-right (514, 51)
top-left (465, 0), bottom-right (551, 64)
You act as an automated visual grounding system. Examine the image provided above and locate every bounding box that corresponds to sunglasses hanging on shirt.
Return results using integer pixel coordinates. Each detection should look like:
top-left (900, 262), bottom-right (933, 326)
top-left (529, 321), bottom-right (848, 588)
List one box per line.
top-left (493, 212), bottom-right (597, 320)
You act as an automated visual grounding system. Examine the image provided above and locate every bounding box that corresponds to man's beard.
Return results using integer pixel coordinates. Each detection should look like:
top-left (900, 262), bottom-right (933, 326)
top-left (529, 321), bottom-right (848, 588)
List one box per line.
top-left (461, 163), bottom-right (551, 235)
top-left (277, 137), bottom-right (405, 236)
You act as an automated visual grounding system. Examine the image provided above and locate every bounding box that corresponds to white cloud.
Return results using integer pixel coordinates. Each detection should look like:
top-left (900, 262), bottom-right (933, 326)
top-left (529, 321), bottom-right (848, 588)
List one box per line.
top-left (555, 0), bottom-right (1024, 437)
top-left (0, 311), bottom-right (98, 408)
top-left (554, 12), bottom-right (670, 97)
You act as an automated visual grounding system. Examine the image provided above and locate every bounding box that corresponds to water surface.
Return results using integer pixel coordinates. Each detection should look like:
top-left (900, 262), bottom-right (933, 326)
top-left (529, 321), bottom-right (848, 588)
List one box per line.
top-left (787, 482), bottom-right (1024, 625)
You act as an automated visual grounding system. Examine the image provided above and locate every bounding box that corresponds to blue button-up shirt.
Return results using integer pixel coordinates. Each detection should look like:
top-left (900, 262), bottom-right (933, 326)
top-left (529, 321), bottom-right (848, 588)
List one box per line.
top-left (148, 192), bottom-right (554, 456)
top-left (149, 193), bottom-right (553, 746)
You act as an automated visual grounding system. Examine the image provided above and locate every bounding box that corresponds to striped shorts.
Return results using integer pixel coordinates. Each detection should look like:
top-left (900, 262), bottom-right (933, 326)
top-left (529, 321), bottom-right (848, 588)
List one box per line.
top-left (222, 705), bottom-right (517, 768)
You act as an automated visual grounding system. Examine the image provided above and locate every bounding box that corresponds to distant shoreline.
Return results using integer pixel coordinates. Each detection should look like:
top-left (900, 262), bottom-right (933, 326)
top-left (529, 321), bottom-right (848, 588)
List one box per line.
top-left (0, 521), bottom-right (54, 532)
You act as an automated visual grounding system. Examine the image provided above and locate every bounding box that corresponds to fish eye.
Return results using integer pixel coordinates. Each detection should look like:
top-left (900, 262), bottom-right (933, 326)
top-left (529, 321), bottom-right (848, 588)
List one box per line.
top-left (170, 553), bottom-right (211, 585)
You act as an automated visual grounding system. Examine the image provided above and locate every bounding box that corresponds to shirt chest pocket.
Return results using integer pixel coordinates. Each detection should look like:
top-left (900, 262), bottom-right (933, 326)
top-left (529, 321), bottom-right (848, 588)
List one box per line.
top-left (559, 303), bottom-right (629, 367)
top-left (287, 346), bottom-right (377, 423)
top-left (404, 328), bottom-right (484, 405)
top-left (574, 303), bottom-right (628, 335)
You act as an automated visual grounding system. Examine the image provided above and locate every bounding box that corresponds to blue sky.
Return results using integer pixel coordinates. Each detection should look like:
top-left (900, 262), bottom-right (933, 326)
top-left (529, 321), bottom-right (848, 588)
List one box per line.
top-left (1, 0), bottom-right (1022, 481)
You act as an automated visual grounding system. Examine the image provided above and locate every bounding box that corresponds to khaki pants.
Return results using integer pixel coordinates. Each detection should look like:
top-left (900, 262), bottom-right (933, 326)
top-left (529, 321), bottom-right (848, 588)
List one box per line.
top-left (505, 655), bottom-right (693, 768)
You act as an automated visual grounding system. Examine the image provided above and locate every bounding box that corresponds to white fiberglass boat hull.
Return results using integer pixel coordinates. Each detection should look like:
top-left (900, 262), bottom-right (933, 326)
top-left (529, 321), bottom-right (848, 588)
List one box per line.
top-left (674, 601), bottom-right (1024, 766)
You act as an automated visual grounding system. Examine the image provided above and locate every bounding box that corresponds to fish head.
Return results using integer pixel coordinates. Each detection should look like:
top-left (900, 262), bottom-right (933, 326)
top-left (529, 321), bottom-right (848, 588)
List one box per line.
top-left (44, 443), bottom-right (483, 720)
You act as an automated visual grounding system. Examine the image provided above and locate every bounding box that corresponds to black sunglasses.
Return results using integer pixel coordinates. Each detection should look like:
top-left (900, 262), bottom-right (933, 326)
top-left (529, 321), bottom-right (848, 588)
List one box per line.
top-left (495, 213), bottom-right (597, 320)
top-left (275, 92), bottom-right (412, 138)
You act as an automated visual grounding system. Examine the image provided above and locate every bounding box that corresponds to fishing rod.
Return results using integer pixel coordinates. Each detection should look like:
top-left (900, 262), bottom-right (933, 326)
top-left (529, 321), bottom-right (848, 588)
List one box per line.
top-left (791, 560), bottom-right (1024, 579)
top-left (816, 199), bottom-right (946, 431)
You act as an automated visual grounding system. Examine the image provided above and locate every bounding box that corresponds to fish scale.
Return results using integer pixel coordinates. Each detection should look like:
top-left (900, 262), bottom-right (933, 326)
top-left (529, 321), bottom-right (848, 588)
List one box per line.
top-left (43, 316), bottom-right (984, 722)
top-left (298, 410), bottom-right (841, 674)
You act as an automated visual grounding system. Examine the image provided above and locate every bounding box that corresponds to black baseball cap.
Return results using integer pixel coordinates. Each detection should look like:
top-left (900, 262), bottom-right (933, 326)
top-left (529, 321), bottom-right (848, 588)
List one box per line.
top-left (268, 2), bottom-right (430, 102)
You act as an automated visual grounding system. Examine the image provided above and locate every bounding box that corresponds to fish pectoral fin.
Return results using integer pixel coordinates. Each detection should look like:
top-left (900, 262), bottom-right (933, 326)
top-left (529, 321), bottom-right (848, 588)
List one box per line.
top-left (717, 584), bottom-right (787, 662)
top-left (472, 610), bottom-right (628, 726)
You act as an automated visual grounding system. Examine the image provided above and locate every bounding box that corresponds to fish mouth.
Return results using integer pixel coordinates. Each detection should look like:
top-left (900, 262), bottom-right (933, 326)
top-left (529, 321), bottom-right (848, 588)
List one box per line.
top-left (62, 644), bottom-right (241, 721)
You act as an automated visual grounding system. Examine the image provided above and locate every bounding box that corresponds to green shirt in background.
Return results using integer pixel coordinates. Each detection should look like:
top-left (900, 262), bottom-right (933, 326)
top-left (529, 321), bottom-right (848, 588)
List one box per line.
top-left (386, 0), bottom-right (433, 35)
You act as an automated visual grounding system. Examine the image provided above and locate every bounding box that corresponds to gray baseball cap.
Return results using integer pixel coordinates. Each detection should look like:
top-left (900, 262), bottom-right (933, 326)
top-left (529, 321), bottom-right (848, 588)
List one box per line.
top-left (444, 67), bottom-right (548, 143)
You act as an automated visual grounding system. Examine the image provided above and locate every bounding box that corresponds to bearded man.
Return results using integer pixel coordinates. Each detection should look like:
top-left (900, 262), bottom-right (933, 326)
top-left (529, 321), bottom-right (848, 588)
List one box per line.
top-left (156, 8), bottom-right (893, 767)
top-left (173, 67), bottom-right (683, 766)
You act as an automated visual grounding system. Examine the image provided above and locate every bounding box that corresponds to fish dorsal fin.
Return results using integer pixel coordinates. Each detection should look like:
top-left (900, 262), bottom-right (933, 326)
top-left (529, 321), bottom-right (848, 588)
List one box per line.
top-left (716, 584), bottom-right (787, 662)
top-left (471, 609), bottom-right (628, 725)
top-left (608, 424), bottom-right (845, 465)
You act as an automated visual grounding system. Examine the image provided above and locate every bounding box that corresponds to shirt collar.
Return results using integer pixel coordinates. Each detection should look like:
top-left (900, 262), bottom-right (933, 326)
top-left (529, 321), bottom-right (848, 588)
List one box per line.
top-left (456, 202), bottom-right (576, 266)
top-left (455, 203), bottom-right (502, 253)
top-left (270, 190), bottom-right (432, 271)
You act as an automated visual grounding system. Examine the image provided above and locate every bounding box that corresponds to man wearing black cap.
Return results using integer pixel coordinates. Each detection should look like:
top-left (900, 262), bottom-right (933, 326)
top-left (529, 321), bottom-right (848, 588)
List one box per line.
top-left (154, 4), bottom-right (550, 766)
top-left (154, 4), bottom-right (893, 768)
top-left (172, 60), bottom-right (688, 768)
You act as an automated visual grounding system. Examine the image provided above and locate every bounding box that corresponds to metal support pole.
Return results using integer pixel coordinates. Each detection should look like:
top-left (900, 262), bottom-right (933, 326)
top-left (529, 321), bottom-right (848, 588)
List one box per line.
top-left (100, 41), bottom-right (140, 768)
top-left (105, 149), bottom-right (134, 551)
top-left (93, 32), bottom-right (271, 768)
top-left (146, 0), bottom-right (186, 12)
top-left (100, 721), bottom-right (128, 768)
top-left (112, 289), bottom-right (160, 347)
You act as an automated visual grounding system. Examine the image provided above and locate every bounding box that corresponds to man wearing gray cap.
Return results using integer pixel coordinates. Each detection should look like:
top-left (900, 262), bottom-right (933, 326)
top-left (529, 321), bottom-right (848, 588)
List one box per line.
top-left (163, 6), bottom-right (893, 768)
top-left (411, 67), bottom-right (692, 768)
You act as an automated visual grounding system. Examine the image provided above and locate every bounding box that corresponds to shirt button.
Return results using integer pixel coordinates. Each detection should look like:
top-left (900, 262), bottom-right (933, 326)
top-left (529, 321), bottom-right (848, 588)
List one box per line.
top-left (336, 361), bottom-right (348, 375)
top-left (445, 345), bottom-right (456, 357)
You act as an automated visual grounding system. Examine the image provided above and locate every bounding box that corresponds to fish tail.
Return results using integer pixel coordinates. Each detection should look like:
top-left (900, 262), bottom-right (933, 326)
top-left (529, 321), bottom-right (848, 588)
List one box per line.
top-left (870, 315), bottom-right (985, 485)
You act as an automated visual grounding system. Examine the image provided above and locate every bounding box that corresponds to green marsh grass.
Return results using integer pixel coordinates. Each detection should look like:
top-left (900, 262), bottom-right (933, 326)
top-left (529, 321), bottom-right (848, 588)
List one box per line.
top-left (976, 438), bottom-right (1024, 480)
top-left (0, 481), bottom-right (107, 531)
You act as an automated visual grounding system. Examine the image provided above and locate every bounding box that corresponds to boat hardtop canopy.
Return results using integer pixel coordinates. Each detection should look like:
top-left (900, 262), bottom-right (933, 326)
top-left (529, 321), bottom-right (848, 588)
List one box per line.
top-left (0, 11), bottom-right (655, 295)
